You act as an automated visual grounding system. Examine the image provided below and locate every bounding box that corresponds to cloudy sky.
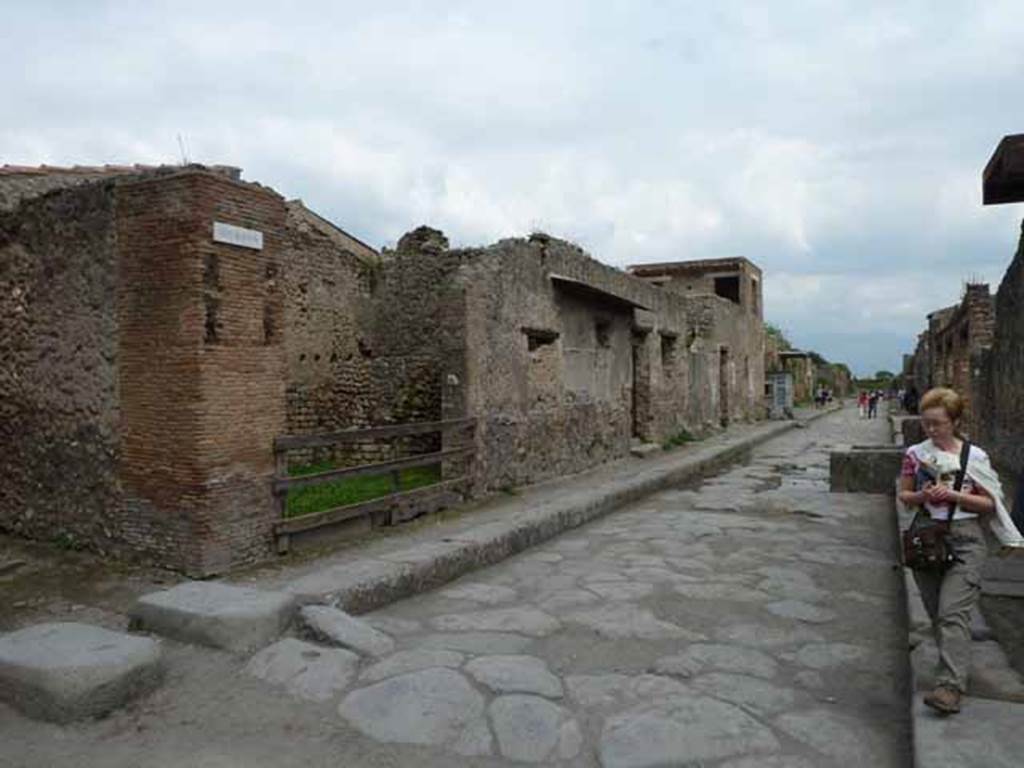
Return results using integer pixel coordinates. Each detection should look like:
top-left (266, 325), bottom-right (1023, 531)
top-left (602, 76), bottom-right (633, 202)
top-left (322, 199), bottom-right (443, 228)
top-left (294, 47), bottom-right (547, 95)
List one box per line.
top-left (4, 1), bottom-right (1024, 375)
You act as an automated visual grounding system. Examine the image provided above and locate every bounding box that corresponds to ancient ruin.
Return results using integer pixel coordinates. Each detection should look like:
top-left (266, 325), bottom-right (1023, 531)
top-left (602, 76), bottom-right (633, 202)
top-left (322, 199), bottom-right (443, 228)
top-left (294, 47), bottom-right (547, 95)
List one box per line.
top-left (903, 134), bottom-right (1024, 487)
top-left (1, 163), bottom-right (777, 576)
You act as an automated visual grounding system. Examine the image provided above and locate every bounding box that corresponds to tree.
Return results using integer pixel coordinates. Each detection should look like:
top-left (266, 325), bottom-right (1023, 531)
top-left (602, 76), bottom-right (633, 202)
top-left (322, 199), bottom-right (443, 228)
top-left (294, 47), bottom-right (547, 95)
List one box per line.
top-left (875, 370), bottom-right (895, 380)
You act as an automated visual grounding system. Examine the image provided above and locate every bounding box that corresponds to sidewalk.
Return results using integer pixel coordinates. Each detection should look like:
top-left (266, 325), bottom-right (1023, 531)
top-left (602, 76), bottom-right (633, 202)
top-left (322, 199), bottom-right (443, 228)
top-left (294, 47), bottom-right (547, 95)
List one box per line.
top-left (891, 448), bottom-right (1024, 767)
top-left (239, 406), bottom-right (840, 613)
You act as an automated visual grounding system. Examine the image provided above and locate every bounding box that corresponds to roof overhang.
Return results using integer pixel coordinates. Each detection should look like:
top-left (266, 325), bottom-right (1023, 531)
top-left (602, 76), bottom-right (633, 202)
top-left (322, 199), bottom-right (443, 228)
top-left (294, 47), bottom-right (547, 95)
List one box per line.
top-left (983, 134), bottom-right (1024, 205)
top-left (549, 273), bottom-right (649, 311)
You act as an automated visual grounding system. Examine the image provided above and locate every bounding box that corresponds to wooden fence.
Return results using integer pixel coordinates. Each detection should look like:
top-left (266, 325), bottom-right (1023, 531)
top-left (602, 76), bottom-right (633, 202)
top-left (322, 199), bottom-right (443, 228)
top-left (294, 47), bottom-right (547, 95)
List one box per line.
top-left (271, 417), bottom-right (476, 553)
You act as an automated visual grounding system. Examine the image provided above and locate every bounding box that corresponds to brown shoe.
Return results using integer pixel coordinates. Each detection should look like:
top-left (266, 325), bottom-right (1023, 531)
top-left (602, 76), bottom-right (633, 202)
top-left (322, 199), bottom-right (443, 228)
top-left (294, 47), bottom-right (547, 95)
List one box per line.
top-left (924, 686), bottom-right (962, 714)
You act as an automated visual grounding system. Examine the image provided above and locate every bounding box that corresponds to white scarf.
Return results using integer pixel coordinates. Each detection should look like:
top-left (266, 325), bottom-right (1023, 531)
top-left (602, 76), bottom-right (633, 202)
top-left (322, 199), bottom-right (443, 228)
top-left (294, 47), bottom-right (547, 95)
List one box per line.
top-left (918, 439), bottom-right (1024, 551)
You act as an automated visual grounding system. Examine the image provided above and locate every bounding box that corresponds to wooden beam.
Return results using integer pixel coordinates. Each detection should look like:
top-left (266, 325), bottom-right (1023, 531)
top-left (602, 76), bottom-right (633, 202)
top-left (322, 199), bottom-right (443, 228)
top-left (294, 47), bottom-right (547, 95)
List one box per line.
top-left (272, 447), bottom-right (472, 494)
top-left (274, 417), bottom-right (475, 452)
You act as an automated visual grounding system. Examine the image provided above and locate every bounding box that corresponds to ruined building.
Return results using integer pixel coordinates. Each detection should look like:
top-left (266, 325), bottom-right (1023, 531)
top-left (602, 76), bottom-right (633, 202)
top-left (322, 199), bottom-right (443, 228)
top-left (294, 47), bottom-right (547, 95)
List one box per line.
top-left (904, 133), bottom-right (1024, 484)
top-left (1, 164), bottom-right (767, 575)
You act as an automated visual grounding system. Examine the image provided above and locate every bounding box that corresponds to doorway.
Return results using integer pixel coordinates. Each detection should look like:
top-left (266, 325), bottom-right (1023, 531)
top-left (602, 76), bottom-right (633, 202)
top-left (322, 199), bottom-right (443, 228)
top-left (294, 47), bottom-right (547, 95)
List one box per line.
top-left (719, 346), bottom-right (730, 427)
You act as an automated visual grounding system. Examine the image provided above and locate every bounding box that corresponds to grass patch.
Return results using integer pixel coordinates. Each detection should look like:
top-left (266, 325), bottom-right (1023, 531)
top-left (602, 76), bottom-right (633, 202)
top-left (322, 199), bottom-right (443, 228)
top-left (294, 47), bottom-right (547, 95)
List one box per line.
top-left (662, 429), bottom-right (698, 451)
top-left (285, 461), bottom-right (441, 519)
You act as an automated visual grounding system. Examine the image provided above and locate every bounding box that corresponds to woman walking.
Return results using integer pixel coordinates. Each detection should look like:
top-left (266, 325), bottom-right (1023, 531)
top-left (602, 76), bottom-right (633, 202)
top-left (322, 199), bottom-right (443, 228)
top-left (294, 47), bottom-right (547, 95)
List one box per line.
top-left (898, 387), bottom-right (1024, 714)
top-left (858, 390), bottom-right (868, 418)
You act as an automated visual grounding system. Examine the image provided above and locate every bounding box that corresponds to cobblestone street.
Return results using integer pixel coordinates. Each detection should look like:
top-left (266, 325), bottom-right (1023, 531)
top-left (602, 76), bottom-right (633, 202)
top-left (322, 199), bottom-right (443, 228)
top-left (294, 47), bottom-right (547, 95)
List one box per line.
top-left (2, 406), bottom-right (910, 767)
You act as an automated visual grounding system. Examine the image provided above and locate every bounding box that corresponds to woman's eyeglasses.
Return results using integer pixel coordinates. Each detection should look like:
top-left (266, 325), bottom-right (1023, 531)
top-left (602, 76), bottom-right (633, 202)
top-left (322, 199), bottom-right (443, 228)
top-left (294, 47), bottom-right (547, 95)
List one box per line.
top-left (921, 418), bottom-right (952, 429)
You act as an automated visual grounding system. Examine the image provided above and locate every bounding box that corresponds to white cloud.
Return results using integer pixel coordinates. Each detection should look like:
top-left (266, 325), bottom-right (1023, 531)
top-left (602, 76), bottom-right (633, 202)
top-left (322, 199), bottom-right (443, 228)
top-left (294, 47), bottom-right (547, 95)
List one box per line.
top-left (4, 0), bottom-right (1024, 373)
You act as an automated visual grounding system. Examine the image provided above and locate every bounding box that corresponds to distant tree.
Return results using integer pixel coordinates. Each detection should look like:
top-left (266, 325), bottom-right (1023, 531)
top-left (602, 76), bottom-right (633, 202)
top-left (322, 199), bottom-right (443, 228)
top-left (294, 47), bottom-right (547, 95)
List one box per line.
top-left (808, 351), bottom-right (828, 366)
top-left (875, 370), bottom-right (895, 380)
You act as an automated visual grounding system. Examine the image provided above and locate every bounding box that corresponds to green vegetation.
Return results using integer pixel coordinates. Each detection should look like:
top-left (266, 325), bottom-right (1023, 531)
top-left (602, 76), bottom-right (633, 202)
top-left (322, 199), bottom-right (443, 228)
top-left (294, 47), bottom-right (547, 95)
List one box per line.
top-left (764, 323), bottom-right (793, 350)
top-left (662, 429), bottom-right (698, 451)
top-left (285, 462), bottom-right (441, 518)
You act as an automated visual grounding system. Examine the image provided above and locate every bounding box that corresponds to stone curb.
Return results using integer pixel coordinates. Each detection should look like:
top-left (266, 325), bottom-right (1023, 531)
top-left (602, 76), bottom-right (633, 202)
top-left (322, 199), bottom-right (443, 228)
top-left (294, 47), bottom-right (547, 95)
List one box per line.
top-left (281, 407), bottom-right (841, 614)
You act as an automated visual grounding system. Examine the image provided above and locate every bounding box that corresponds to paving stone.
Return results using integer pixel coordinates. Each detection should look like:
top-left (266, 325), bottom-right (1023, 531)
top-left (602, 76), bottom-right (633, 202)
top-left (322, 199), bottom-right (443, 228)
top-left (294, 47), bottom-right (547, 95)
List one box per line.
top-left (765, 600), bottom-right (837, 623)
top-left (440, 583), bottom-right (518, 604)
top-left (566, 604), bottom-right (703, 640)
top-left (0, 622), bottom-right (163, 723)
top-left (538, 588), bottom-right (601, 613)
top-left (715, 622), bottom-right (825, 649)
top-left (566, 674), bottom-right (691, 711)
top-left (775, 709), bottom-right (888, 763)
top-left (599, 695), bottom-right (780, 768)
top-left (794, 670), bottom-right (825, 689)
top-left (131, 581), bottom-right (295, 652)
top-left (489, 694), bottom-right (582, 762)
top-left (431, 607), bottom-right (560, 636)
top-left (689, 673), bottom-right (797, 716)
top-left (586, 581), bottom-right (655, 601)
top-left (362, 615), bottom-right (423, 636)
top-left (465, 655), bottom-right (562, 698)
top-left (300, 605), bottom-right (394, 658)
top-left (418, 632), bottom-right (534, 654)
top-left (360, 649), bottom-right (464, 683)
top-left (338, 668), bottom-right (491, 756)
top-left (673, 583), bottom-right (774, 602)
top-left (245, 638), bottom-right (358, 702)
top-left (792, 642), bottom-right (870, 670)
top-left (655, 643), bottom-right (779, 679)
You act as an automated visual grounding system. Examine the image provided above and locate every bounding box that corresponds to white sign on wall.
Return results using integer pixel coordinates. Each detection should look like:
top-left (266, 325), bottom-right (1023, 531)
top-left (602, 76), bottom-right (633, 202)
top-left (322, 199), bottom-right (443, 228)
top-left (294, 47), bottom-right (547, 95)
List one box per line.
top-left (212, 221), bottom-right (263, 250)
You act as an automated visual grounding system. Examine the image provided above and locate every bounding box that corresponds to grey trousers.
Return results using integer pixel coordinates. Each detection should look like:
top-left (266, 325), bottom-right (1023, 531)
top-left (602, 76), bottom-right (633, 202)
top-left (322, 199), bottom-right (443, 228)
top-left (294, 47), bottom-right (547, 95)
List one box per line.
top-left (912, 518), bottom-right (988, 692)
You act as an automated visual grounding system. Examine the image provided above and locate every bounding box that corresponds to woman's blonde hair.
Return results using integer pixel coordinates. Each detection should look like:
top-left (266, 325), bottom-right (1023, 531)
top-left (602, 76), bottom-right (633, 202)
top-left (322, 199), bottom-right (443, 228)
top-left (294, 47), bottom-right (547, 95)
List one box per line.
top-left (920, 387), bottom-right (965, 422)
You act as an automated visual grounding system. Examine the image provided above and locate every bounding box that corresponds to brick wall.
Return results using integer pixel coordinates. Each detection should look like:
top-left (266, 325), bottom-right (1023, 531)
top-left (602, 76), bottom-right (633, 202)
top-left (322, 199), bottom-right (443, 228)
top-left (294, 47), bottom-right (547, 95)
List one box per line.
top-left (115, 170), bottom-right (286, 575)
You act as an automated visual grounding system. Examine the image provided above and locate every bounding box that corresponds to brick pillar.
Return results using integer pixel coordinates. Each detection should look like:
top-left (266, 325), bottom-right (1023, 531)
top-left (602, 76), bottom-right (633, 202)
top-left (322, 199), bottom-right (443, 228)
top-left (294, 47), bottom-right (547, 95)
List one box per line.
top-left (116, 170), bottom-right (286, 575)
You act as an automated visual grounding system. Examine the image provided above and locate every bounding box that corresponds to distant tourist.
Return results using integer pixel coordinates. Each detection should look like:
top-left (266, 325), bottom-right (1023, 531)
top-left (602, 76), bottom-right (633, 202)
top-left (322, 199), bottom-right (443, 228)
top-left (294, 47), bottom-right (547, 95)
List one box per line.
top-left (867, 390), bottom-right (879, 419)
top-left (858, 390), bottom-right (869, 418)
top-left (897, 387), bottom-right (1024, 715)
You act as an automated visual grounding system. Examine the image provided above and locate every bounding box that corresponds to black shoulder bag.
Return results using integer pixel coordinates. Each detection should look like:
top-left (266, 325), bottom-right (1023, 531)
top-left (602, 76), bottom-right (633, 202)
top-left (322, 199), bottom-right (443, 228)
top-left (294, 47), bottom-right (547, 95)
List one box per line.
top-left (902, 441), bottom-right (970, 572)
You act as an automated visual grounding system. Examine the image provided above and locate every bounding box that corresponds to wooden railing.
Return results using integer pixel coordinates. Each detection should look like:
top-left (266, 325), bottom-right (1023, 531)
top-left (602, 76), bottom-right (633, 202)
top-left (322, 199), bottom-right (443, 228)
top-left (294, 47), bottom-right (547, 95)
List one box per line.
top-left (272, 417), bottom-right (476, 553)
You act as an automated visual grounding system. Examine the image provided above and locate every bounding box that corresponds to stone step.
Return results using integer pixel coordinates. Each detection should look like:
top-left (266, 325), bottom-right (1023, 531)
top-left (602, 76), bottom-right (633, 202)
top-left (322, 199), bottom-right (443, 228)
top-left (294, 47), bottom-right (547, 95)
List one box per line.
top-left (0, 622), bottom-right (163, 723)
top-left (130, 581), bottom-right (295, 653)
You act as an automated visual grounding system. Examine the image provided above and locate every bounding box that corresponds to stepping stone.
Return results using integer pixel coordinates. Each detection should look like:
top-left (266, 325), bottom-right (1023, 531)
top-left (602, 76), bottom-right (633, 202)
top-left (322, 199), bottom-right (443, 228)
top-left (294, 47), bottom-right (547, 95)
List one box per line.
top-left (0, 622), bottom-right (163, 723)
top-left (361, 649), bottom-right (464, 682)
top-left (465, 655), bottom-right (563, 698)
top-left (599, 695), bottom-right (780, 768)
top-left (339, 668), bottom-right (492, 756)
top-left (300, 605), bottom-right (394, 658)
top-left (246, 638), bottom-right (359, 702)
top-left (490, 694), bottom-right (582, 762)
top-left (131, 581), bottom-right (294, 653)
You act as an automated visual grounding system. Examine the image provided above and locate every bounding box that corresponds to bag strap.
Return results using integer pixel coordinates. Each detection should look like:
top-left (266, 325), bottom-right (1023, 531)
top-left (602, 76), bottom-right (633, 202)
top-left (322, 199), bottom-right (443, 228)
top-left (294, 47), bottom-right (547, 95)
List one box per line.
top-left (943, 440), bottom-right (971, 526)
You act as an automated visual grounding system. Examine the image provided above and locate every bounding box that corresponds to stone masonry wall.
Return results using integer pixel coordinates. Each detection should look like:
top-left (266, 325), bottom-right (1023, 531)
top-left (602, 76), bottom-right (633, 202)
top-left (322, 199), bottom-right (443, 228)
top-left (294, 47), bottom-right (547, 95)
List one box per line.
top-left (0, 182), bottom-right (121, 549)
top-left (977, 222), bottom-right (1024, 481)
top-left (434, 233), bottom-right (735, 492)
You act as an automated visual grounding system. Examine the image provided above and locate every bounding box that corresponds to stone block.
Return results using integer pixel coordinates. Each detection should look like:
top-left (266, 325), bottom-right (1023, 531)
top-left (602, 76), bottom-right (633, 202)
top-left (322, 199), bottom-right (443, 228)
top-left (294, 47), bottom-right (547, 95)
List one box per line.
top-left (829, 446), bottom-right (903, 494)
top-left (131, 581), bottom-right (295, 652)
top-left (299, 605), bottom-right (395, 658)
top-left (0, 622), bottom-right (163, 723)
